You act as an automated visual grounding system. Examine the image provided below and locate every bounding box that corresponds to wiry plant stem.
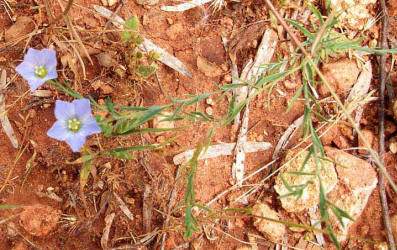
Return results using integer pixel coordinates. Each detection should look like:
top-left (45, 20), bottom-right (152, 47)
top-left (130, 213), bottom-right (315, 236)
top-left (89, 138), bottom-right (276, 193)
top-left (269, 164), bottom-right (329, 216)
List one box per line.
top-left (378, 0), bottom-right (396, 249)
top-left (53, 0), bottom-right (74, 24)
top-left (264, 0), bottom-right (309, 57)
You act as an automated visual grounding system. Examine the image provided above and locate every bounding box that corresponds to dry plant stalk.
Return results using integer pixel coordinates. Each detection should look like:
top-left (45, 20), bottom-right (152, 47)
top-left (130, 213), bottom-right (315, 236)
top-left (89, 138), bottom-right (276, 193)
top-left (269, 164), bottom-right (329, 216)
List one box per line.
top-left (378, 0), bottom-right (396, 248)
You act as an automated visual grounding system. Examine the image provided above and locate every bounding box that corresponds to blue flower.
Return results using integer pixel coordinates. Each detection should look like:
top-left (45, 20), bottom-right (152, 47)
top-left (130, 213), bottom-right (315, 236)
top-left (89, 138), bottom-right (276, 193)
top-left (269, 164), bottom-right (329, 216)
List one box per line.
top-left (15, 48), bottom-right (58, 91)
top-left (47, 99), bottom-right (101, 152)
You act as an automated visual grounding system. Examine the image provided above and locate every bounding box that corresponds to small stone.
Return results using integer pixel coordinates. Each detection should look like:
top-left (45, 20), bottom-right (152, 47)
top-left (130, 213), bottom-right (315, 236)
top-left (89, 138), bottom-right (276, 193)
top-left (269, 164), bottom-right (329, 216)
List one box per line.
top-left (135, 0), bottom-right (159, 5)
top-left (319, 124), bottom-right (339, 146)
top-left (20, 204), bottom-right (60, 237)
top-left (339, 123), bottom-right (353, 140)
top-left (252, 203), bottom-right (286, 243)
top-left (223, 74), bottom-right (232, 82)
top-left (166, 18), bottom-right (174, 25)
top-left (368, 39), bottom-right (377, 48)
top-left (283, 80), bottom-right (297, 90)
top-left (5, 16), bottom-right (35, 42)
top-left (206, 98), bottom-right (214, 106)
top-left (156, 135), bottom-right (165, 143)
top-left (318, 59), bottom-right (360, 96)
top-left (197, 56), bottom-right (223, 77)
top-left (333, 134), bottom-right (351, 149)
top-left (205, 107), bottom-right (213, 116)
top-left (390, 141), bottom-right (397, 154)
top-left (152, 112), bottom-right (174, 133)
top-left (95, 52), bottom-right (115, 68)
top-left (357, 129), bottom-right (377, 154)
top-left (101, 0), bottom-right (118, 6)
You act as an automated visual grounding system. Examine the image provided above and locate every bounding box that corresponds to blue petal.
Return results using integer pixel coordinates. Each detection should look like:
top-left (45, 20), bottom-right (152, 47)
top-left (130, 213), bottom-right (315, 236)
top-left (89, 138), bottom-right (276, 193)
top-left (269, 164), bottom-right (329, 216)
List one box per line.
top-left (45, 68), bottom-right (58, 81)
top-left (24, 48), bottom-right (42, 66)
top-left (66, 134), bottom-right (86, 152)
top-left (15, 61), bottom-right (35, 80)
top-left (80, 117), bottom-right (101, 136)
top-left (42, 49), bottom-right (57, 68)
top-left (55, 100), bottom-right (76, 121)
top-left (73, 99), bottom-right (92, 122)
top-left (47, 120), bottom-right (70, 141)
top-left (43, 49), bottom-right (58, 80)
top-left (26, 76), bottom-right (46, 92)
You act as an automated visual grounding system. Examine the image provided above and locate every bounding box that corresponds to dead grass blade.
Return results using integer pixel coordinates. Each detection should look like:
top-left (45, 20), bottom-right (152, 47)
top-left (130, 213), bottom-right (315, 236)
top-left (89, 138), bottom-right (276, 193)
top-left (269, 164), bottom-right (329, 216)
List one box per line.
top-left (272, 116), bottom-right (303, 160)
top-left (114, 192), bottom-right (134, 221)
top-left (0, 69), bottom-right (18, 148)
top-left (101, 212), bottom-right (115, 250)
top-left (142, 185), bottom-right (153, 233)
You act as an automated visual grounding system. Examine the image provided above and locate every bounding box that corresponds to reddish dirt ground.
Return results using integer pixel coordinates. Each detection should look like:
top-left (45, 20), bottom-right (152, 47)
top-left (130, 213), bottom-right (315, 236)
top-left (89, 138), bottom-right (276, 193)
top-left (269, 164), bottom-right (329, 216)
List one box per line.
top-left (1, 0), bottom-right (397, 249)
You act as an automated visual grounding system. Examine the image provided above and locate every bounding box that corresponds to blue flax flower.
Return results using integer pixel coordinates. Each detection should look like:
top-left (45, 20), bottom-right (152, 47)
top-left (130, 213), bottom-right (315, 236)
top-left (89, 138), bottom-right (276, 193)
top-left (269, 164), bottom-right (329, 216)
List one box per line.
top-left (15, 48), bottom-right (58, 91)
top-left (47, 99), bottom-right (101, 152)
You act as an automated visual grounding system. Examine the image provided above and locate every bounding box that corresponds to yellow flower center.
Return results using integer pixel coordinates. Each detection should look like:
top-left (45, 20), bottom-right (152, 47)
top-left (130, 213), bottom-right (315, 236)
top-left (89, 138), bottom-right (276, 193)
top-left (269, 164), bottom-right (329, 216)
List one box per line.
top-left (67, 118), bottom-right (81, 132)
top-left (34, 65), bottom-right (48, 78)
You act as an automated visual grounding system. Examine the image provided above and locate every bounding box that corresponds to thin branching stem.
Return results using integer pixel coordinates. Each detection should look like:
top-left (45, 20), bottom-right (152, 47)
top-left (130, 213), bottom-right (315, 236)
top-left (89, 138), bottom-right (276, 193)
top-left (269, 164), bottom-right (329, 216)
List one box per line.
top-left (378, 0), bottom-right (396, 249)
top-left (264, 0), bottom-right (397, 194)
top-left (310, 5), bottom-right (338, 56)
top-left (53, 0), bottom-right (74, 24)
top-left (264, 0), bottom-right (309, 57)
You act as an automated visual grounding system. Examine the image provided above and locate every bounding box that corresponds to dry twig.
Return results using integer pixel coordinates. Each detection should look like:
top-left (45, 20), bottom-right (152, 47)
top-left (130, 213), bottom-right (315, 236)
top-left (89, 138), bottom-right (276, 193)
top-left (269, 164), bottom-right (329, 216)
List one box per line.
top-left (378, 0), bottom-right (396, 249)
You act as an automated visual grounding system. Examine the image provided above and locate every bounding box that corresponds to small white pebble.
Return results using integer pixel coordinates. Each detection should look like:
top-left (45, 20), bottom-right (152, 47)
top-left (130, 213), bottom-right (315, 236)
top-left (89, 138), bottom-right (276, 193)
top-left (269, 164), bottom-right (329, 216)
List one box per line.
top-left (206, 107), bottom-right (213, 116)
top-left (206, 98), bottom-right (214, 106)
